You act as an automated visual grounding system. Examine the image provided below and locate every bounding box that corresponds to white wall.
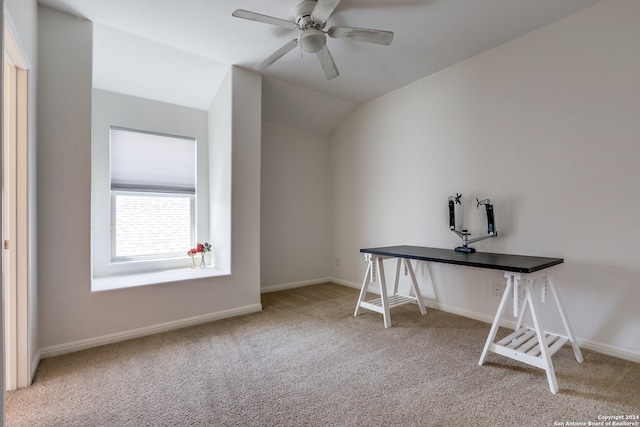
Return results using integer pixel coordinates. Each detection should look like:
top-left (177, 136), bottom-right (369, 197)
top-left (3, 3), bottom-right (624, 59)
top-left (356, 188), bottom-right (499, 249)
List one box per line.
top-left (208, 68), bottom-right (232, 275)
top-left (37, 7), bottom-right (261, 354)
top-left (261, 77), bottom-right (356, 135)
top-left (331, 0), bottom-right (640, 360)
top-left (260, 122), bottom-right (332, 290)
top-left (227, 65), bottom-right (262, 304)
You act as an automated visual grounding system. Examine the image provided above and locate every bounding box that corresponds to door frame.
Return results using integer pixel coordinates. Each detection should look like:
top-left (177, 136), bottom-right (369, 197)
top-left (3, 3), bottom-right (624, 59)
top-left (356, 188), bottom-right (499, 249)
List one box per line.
top-left (3, 8), bottom-right (30, 391)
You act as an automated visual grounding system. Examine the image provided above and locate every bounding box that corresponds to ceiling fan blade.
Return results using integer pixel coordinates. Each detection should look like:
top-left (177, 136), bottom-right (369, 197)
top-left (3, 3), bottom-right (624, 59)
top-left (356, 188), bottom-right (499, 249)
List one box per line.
top-left (255, 39), bottom-right (298, 70)
top-left (327, 26), bottom-right (394, 45)
top-left (311, 0), bottom-right (342, 24)
top-left (232, 9), bottom-right (298, 29)
top-left (315, 45), bottom-right (339, 80)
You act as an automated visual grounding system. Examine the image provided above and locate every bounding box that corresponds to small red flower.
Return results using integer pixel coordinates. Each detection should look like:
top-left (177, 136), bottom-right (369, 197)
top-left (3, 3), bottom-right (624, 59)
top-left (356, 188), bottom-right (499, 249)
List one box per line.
top-left (188, 243), bottom-right (212, 259)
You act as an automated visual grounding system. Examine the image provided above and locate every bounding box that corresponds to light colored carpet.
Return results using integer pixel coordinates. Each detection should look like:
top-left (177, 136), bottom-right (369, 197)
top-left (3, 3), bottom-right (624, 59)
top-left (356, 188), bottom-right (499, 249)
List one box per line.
top-left (7, 283), bottom-right (640, 426)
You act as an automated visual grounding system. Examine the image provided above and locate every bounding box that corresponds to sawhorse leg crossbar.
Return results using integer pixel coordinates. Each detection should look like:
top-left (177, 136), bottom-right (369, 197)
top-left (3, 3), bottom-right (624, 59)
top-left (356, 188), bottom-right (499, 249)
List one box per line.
top-left (478, 270), bottom-right (583, 393)
top-left (354, 254), bottom-right (426, 328)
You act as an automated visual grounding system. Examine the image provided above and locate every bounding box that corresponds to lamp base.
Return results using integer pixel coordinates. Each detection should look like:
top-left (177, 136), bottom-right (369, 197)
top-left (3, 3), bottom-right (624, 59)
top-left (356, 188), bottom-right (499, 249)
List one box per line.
top-left (455, 246), bottom-right (476, 253)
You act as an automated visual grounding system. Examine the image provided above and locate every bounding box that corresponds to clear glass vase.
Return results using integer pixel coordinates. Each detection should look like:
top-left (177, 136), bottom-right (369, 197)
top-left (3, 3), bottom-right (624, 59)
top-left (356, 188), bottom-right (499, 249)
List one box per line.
top-left (200, 252), bottom-right (207, 268)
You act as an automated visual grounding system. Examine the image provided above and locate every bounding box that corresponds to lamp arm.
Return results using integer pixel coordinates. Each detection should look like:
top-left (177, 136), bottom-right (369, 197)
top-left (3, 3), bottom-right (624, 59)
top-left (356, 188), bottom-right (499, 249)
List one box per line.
top-left (465, 234), bottom-right (495, 245)
top-left (448, 199), bottom-right (456, 230)
top-left (477, 199), bottom-right (497, 237)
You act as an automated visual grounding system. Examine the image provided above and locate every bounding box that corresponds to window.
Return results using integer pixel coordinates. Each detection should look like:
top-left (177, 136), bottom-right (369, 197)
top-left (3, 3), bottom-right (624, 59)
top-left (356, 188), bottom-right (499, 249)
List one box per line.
top-left (110, 126), bottom-right (196, 262)
top-left (112, 192), bottom-right (193, 258)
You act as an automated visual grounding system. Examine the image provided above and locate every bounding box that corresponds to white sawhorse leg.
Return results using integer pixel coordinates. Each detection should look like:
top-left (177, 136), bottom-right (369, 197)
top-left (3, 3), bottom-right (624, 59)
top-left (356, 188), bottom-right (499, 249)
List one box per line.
top-left (479, 270), bottom-right (583, 394)
top-left (354, 254), bottom-right (427, 328)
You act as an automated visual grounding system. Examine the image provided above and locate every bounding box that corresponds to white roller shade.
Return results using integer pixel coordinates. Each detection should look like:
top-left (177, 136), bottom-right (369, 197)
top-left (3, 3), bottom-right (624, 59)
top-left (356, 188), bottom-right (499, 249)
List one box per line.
top-left (110, 126), bottom-right (196, 193)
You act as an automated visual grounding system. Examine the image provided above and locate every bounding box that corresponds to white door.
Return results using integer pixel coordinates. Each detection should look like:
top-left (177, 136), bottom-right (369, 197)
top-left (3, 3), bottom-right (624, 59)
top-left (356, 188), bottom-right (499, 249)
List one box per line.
top-left (3, 16), bottom-right (30, 392)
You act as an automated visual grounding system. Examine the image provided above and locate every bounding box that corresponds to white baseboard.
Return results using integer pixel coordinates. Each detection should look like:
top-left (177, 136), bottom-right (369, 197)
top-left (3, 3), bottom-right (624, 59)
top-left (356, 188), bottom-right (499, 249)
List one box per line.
top-left (261, 277), bottom-right (333, 293)
top-left (330, 278), bottom-right (361, 289)
top-left (577, 337), bottom-right (640, 364)
top-left (35, 279), bottom-right (640, 366)
top-left (39, 303), bottom-right (262, 359)
top-left (332, 278), bottom-right (640, 364)
top-left (422, 298), bottom-right (513, 327)
top-left (31, 350), bottom-right (41, 384)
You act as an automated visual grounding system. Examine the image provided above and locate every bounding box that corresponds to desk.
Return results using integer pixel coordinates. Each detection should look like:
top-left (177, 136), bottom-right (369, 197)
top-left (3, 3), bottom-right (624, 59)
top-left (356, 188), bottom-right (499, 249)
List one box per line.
top-left (355, 245), bottom-right (583, 393)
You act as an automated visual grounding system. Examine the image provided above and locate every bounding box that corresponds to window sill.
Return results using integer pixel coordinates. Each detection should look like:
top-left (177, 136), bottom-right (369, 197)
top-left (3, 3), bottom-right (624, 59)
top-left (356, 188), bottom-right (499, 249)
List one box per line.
top-left (91, 266), bottom-right (229, 292)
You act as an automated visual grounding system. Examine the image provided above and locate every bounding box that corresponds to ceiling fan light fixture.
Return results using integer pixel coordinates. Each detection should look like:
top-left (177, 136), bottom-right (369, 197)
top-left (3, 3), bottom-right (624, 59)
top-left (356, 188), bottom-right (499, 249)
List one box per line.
top-left (299, 29), bottom-right (326, 53)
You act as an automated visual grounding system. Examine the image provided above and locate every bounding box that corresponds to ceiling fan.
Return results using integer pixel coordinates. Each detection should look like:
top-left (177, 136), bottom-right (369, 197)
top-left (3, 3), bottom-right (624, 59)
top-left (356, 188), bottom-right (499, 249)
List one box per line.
top-left (232, 0), bottom-right (394, 80)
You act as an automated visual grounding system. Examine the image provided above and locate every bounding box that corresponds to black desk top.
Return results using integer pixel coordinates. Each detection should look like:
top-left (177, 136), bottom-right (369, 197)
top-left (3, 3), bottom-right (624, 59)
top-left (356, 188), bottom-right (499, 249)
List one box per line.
top-left (360, 245), bottom-right (563, 274)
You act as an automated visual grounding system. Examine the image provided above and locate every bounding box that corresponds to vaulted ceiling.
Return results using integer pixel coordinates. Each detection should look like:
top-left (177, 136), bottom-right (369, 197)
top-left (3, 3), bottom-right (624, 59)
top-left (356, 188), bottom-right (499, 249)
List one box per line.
top-left (38, 0), bottom-right (602, 133)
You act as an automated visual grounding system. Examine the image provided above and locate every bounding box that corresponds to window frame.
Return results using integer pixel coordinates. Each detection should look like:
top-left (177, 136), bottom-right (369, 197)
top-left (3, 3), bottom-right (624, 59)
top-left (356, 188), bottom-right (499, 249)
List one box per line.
top-left (108, 126), bottom-right (198, 267)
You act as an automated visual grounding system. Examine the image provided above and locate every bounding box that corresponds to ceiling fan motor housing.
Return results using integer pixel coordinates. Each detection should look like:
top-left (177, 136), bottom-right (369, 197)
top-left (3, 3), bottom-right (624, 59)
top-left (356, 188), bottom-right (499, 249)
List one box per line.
top-left (294, 0), bottom-right (323, 30)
